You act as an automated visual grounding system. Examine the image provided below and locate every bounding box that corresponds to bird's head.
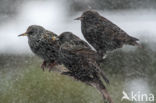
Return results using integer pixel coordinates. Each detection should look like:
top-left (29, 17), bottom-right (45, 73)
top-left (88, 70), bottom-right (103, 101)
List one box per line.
top-left (75, 10), bottom-right (100, 22)
top-left (59, 32), bottom-right (78, 43)
top-left (18, 25), bottom-right (46, 40)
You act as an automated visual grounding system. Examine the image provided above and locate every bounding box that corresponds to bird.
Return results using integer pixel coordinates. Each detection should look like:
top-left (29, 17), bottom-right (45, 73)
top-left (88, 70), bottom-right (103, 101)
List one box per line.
top-left (18, 25), bottom-right (60, 71)
top-left (57, 38), bottom-right (113, 103)
top-left (75, 10), bottom-right (141, 58)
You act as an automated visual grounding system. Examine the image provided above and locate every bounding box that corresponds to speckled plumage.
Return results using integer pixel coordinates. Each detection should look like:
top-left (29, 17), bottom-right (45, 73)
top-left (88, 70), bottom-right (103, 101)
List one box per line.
top-left (58, 32), bottom-right (103, 62)
top-left (58, 40), bottom-right (113, 103)
top-left (77, 10), bottom-right (140, 57)
top-left (19, 25), bottom-right (61, 70)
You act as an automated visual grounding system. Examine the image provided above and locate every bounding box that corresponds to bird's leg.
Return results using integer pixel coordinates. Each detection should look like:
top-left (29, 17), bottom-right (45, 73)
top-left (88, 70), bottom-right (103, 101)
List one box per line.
top-left (89, 80), bottom-right (114, 103)
top-left (48, 61), bottom-right (57, 72)
top-left (41, 61), bottom-right (47, 71)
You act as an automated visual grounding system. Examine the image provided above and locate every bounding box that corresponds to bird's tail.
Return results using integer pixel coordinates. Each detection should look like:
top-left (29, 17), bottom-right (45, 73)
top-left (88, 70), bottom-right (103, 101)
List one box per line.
top-left (135, 42), bottom-right (143, 48)
top-left (130, 41), bottom-right (143, 48)
top-left (96, 64), bottom-right (109, 84)
top-left (128, 37), bottom-right (143, 48)
top-left (100, 70), bottom-right (110, 84)
top-left (95, 64), bottom-right (109, 84)
top-left (90, 80), bottom-right (114, 103)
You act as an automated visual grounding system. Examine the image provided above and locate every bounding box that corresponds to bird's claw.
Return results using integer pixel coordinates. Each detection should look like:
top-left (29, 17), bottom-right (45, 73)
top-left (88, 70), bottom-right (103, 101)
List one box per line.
top-left (41, 61), bottom-right (47, 71)
top-left (48, 62), bottom-right (57, 72)
top-left (41, 61), bottom-right (57, 72)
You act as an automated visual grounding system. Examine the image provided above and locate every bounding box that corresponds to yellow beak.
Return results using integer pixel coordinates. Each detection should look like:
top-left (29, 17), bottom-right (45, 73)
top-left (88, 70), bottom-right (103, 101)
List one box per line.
top-left (74, 16), bottom-right (83, 20)
top-left (18, 33), bottom-right (27, 37)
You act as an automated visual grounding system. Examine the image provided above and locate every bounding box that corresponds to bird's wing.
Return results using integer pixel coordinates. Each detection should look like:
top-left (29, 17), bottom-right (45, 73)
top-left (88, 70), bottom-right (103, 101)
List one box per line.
top-left (70, 48), bottom-right (109, 84)
top-left (71, 47), bottom-right (95, 55)
top-left (60, 42), bottom-right (109, 84)
top-left (99, 17), bottom-right (139, 43)
top-left (70, 47), bottom-right (100, 60)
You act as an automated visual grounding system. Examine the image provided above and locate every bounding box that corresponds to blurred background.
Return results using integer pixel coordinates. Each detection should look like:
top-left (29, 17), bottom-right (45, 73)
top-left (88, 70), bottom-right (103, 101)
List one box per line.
top-left (0, 0), bottom-right (155, 103)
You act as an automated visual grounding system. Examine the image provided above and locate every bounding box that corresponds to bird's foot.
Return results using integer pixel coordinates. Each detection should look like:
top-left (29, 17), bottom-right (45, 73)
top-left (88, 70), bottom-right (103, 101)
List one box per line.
top-left (41, 61), bottom-right (47, 71)
top-left (48, 62), bottom-right (57, 72)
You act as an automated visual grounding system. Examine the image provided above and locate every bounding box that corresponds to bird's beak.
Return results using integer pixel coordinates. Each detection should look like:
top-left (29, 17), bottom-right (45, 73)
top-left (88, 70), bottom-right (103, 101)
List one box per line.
top-left (18, 33), bottom-right (27, 37)
top-left (74, 16), bottom-right (83, 20)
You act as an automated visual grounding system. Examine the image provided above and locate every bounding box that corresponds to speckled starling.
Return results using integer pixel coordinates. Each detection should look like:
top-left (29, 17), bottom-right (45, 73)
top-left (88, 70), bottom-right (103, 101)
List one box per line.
top-left (58, 40), bottom-right (113, 103)
top-left (18, 25), bottom-right (60, 71)
top-left (75, 10), bottom-right (141, 58)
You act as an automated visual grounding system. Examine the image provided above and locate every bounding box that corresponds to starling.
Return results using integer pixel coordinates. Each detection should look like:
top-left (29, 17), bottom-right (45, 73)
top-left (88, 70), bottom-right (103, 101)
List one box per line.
top-left (58, 40), bottom-right (113, 103)
top-left (75, 10), bottom-right (141, 58)
top-left (18, 25), bottom-right (60, 71)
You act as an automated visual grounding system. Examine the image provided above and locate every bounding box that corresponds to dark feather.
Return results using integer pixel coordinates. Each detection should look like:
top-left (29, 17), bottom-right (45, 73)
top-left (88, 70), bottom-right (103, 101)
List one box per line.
top-left (79, 10), bottom-right (141, 57)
